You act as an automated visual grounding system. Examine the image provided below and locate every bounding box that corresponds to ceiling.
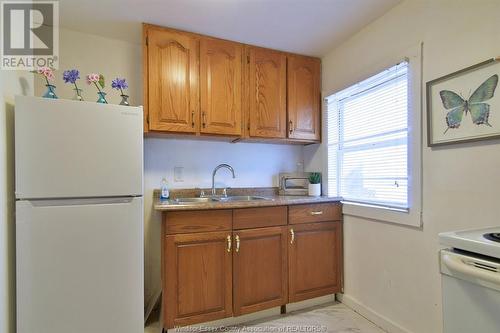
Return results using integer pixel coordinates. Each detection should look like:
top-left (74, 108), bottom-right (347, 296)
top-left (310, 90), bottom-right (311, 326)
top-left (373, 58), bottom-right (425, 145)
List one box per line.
top-left (59, 0), bottom-right (401, 57)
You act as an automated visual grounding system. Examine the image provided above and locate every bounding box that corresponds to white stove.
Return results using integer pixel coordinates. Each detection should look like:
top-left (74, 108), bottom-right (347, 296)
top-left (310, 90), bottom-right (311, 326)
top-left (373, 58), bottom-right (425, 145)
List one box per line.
top-left (439, 226), bottom-right (500, 333)
top-left (439, 226), bottom-right (500, 259)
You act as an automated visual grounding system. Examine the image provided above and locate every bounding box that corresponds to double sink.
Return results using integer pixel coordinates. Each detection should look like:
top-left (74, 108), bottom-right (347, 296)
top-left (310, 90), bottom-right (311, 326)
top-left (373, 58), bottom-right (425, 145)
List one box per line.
top-left (170, 195), bottom-right (273, 205)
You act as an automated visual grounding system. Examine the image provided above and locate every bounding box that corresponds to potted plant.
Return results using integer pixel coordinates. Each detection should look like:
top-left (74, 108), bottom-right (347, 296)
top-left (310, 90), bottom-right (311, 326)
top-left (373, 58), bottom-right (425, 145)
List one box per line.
top-left (308, 172), bottom-right (321, 197)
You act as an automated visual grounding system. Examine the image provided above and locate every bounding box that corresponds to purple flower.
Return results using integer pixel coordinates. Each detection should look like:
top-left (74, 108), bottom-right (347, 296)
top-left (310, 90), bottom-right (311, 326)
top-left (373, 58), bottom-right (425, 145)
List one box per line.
top-left (111, 78), bottom-right (128, 91)
top-left (62, 69), bottom-right (80, 84)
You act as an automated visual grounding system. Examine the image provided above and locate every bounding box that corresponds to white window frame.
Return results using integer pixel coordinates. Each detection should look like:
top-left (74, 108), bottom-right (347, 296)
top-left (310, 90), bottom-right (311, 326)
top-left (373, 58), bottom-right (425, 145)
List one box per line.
top-left (324, 44), bottom-right (423, 227)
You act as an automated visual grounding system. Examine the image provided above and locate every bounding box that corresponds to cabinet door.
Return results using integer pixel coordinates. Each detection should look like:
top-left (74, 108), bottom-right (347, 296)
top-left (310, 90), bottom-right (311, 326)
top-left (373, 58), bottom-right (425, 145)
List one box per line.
top-left (287, 55), bottom-right (321, 141)
top-left (288, 222), bottom-right (342, 303)
top-left (200, 38), bottom-right (243, 135)
top-left (233, 227), bottom-right (288, 316)
top-left (147, 29), bottom-right (199, 133)
top-left (248, 47), bottom-right (287, 138)
top-left (164, 231), bottom-right (232, 328)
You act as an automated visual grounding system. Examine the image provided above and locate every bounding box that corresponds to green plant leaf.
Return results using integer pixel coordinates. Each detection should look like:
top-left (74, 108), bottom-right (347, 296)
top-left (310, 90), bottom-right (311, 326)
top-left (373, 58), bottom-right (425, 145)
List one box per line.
top-left (98, 74), bottom-right (105, 89)
top-left (308, 172), bottom-right (321, 184)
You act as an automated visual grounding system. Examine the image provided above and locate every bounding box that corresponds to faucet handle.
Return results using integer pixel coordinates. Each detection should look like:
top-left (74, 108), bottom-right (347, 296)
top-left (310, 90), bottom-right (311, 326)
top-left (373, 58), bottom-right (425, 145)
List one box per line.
top-left (222, 188), bottom-right (228, 197)
top-left (200, 190), bottom-right (206, 197)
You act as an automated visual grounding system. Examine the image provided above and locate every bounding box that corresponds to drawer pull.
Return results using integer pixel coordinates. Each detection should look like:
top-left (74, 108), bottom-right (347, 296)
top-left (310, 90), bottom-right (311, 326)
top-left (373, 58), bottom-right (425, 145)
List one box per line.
top-left (226, 235), bottom-right (232, 252)
top-left (310, 211), bottom-right (324, 215)
top-left (235, 235), bottom-right (240, 252)
top-left (290, 228), bottom-right (295, 244)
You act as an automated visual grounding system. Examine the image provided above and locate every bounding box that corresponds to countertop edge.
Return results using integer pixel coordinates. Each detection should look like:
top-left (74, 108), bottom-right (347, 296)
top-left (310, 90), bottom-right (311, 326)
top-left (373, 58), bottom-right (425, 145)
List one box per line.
top-left (154, 196), bottom-right (343, 211)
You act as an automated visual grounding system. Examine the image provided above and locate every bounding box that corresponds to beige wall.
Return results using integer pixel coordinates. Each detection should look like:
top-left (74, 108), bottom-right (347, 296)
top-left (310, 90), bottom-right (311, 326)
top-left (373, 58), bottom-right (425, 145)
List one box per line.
top-left (0, 70), bottom-right (33, 333)
top-left (305, 1), bottom-right (500, 332)
top-left (48, 28), bottom-right (303, 311)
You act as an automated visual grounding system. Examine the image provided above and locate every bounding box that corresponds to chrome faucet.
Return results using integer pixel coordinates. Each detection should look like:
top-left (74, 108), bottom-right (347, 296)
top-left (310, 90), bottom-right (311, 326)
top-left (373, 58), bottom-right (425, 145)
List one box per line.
top-left (211, 164), bottom-right (236, 196)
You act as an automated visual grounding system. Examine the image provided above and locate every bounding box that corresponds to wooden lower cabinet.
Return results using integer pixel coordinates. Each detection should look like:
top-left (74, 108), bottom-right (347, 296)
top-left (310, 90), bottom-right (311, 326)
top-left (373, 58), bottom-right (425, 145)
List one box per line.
top-left (288, 222), bottom-right (342, 303)
top-left (164, 231), bottom-right (233, 328)
top-left (233, 227), bottom-right (288, 316)
top-left (162, 205), bottom-right (342, 330)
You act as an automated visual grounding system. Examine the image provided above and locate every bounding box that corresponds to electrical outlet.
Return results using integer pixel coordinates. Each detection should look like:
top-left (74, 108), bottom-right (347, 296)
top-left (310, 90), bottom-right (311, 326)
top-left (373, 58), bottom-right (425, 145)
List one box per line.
top-left (174, 167), bottom-right (184, 182)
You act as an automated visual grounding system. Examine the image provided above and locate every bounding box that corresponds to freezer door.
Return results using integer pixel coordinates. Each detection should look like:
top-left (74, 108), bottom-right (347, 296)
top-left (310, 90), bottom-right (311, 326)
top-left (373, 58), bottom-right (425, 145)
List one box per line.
top-left (15, 96), bottom-right (143, 199)
top-left (16, 197), bottom-right (144, 333)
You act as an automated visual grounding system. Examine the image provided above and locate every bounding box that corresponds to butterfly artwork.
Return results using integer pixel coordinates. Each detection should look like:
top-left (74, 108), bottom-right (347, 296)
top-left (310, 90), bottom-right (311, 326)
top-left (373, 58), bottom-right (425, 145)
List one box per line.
top-left (439, 74), bottom-right (499, 134)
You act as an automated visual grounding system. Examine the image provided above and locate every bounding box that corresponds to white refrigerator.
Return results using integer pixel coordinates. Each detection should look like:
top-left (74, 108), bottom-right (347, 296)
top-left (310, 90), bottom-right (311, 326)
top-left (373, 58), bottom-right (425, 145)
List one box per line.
top-left (15, 96), bottom-right (144, 333)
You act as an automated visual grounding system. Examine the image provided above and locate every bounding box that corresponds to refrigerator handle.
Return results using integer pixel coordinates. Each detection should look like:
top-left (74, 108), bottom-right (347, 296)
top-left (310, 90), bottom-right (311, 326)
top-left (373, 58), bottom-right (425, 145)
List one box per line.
top-left (28, 196), bottom-right (138, 207)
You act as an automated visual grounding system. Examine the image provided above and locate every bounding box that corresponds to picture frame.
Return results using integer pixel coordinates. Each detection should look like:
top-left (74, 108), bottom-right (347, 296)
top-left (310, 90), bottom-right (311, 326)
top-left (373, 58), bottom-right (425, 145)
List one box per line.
top-left (426, 57), bottom-right (500, 147)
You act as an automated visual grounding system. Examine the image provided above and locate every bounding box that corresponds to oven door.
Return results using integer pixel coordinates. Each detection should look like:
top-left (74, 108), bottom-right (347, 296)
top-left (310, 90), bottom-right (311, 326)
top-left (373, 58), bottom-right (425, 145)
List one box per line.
top-left (440, 249), bottom-right (500, 333)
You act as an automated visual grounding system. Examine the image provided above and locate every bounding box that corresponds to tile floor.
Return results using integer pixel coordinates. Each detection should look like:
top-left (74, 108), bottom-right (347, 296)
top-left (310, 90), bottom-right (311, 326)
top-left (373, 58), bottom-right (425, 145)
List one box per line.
top-left (145, 303), bottom-right (386, 333)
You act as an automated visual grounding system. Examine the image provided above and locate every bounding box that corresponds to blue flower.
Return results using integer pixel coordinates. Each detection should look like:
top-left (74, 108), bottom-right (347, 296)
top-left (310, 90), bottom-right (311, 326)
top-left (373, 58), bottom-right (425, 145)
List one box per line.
top-left (111, 78), bottom-right (128, 91)
top-left (62, 69), bottom-right (80, 84)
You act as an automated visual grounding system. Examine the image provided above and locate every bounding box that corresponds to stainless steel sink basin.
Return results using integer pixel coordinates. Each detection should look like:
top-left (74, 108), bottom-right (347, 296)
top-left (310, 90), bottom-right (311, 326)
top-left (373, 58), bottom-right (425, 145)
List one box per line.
top-left (168, 195), bottom-right (273, 205)
top-left (172, 197), bottom-right (214, 204)
top-left (218, 195), bottom-right (273, 202)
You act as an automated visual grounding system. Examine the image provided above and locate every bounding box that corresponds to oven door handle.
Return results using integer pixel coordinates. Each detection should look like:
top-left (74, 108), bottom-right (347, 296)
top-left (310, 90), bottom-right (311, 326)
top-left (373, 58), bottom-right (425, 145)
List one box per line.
top-left (442, 253), bottom-right (500, 286)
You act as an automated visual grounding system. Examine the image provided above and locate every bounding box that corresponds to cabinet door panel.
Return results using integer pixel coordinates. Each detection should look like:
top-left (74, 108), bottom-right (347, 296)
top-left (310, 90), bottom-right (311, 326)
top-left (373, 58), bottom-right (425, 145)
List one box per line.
top-left (233, 227), bottom-right (288, 315)
top-left (248, 48), bottom-right (287, 138)
top-left (200, 39), bottom-right (242, 135)
top-left (288, 222), bottom-right (342, 302)
top-left (287, 56), bottom-right (320, 141)
top-left (164, 231), bottom-right (232, 328)
top-left (148, 29), bottom-right (199, 133)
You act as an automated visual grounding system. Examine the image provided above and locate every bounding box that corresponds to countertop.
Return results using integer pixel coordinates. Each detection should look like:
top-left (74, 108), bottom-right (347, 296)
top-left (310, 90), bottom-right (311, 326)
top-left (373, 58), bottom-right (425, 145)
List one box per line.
top-left (153, 187), bottom-right (342, 211)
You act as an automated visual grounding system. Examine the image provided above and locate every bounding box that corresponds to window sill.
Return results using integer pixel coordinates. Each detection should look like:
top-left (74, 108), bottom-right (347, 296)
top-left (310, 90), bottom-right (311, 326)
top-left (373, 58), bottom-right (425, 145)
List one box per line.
top-left (342, 200), bottom-right (422, 228)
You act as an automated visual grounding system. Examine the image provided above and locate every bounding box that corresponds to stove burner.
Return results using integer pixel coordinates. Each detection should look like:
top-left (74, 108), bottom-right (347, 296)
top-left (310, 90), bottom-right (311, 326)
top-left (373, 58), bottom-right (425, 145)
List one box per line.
top-left (484, 233), bottom-right (500, 243)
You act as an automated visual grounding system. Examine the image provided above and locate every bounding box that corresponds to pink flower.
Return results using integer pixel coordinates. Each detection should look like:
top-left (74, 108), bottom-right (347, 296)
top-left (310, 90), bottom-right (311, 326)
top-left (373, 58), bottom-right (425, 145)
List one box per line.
top-left (45, 71), bottom-right (54, 81)
top-left (86, 73), bottom-right (100, 85)
top-left (37, 67), bottom-right (54, 80)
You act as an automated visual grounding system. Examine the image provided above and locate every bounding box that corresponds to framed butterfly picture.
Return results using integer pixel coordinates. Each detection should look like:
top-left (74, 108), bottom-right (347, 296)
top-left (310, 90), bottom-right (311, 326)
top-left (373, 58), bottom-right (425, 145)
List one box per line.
top-left (426, 57), bottom-right (500, 146)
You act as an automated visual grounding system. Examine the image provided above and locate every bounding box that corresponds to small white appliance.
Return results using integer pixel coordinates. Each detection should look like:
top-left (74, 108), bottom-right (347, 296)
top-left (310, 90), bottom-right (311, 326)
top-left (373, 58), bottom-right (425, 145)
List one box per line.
top-left (15, 96), bottom-right (144, 333)
top-left (439, 227), bottom-right (500, 333)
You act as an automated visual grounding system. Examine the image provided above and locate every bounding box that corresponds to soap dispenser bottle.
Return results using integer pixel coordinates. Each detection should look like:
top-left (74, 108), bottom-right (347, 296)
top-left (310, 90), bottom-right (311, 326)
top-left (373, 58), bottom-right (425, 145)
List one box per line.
top-left (160, 178), bottom-right (170, 200)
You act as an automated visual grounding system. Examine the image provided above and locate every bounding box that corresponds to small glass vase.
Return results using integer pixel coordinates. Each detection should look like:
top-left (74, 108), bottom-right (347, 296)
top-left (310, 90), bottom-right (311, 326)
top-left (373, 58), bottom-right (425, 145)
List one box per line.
top-left (96, 91), bottom-right (108, 104)
top-left (72, 88), bottom-right (84, 101)
top-left (119, 94), bottom-right (130, 106)
top-left (43, 84), bottom-right (58, 99)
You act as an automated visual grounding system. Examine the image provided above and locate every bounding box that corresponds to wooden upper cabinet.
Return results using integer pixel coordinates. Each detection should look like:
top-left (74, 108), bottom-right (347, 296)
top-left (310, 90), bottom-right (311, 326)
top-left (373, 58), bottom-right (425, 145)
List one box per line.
top-left (164, 231), bottom-right (233, 328)
top-left (232, 227), bottom-right (288, 316)
top-left (200, 38), bottom-right (243, 136)
top-left (247, 47), bottom-right (287, 138)
top-left (147, 28), bottom-right (199, 133)
top-left (287, 55), bottom-right (321, 141)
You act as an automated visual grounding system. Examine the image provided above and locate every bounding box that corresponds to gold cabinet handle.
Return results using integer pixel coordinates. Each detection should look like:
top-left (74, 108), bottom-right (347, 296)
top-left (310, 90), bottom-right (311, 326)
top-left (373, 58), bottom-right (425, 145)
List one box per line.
top-left (202, 112), bottom-right (206, 128)
top-left (290, 229), bottom-right (295, 244)
top-left (235, 235), bottom-right (240, 252)
top-left (226, 235), bottom-right (232, 252)
top-left (310, 211), bottom-right (323, 215)
top-left (191, 110), bottom-right (195, 128)
top-left (289, 120), bottom-right (293, 134)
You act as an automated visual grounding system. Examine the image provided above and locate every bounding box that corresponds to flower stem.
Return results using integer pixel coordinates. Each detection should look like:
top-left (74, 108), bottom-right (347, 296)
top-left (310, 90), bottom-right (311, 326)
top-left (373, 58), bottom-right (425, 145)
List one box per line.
top-left (120, 88), bottom-right (124, 95)
top-left (93, 82), bottom-right (102, 93)
top-left (44, 76), bottom-right (50, 86)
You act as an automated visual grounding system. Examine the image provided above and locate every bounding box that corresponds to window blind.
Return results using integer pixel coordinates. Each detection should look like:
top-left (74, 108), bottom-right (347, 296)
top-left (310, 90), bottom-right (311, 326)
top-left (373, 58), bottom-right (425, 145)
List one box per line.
top-left (327, 61), bottom-right (409, 209)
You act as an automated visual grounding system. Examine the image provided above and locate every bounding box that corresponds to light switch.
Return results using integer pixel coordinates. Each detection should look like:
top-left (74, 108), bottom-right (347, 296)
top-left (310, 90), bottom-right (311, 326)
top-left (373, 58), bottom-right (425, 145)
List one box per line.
top-left (174, 167), bottom-right (184, 182)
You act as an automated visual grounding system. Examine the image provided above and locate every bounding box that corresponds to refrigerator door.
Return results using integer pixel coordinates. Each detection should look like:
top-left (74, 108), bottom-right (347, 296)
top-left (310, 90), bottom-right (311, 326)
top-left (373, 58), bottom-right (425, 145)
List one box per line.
top-left (16, 197), bottom-right (144, 333)
top-left (15, 96), bottom-right (143, 199)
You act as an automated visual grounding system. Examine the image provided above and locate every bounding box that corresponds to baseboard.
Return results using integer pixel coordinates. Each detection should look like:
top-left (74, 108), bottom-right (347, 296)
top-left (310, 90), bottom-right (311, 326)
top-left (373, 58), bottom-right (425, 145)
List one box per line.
top-left (337, 294), bottom-right (412, 333)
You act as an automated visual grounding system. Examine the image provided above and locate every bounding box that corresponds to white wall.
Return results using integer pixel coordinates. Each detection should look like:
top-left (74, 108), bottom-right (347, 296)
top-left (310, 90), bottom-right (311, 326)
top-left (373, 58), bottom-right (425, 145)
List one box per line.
top-left (305, 1), bottom-right (500, 332)
top-left (0, 70), bottom-right (33, 333)
top-left (48, 28), bottom-right (304, 309)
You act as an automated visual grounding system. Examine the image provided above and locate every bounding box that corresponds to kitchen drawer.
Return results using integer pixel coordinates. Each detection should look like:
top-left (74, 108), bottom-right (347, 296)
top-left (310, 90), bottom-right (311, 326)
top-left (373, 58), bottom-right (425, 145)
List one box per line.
top-left (164, 209), bottom-right (232, 234)
top-left (288, 203), bottom-right (341, 224)
top-left (233, 206), bottom-right (287, 229)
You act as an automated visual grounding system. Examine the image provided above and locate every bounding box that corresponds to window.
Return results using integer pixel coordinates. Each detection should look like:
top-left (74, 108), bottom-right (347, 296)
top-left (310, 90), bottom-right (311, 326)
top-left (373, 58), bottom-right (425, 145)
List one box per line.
top-left (327, 61), bottom-right (409, 210)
